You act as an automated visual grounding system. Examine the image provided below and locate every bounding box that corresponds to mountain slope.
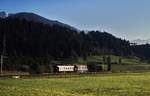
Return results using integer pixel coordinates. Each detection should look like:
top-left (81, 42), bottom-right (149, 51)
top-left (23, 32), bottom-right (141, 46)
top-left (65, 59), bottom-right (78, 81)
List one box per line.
top-left (0, 17), bottom-right (131, 58)
top-left (8, 12), bottom-right (76, 30)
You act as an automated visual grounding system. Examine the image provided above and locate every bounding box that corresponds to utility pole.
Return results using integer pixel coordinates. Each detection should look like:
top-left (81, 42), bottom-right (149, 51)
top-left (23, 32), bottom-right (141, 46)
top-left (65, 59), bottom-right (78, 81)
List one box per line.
top-left (1, 31), bottom-right (6, 76)
top-left (107, 56), bottom-right (111, 71)
top-left (0, 55), bottom-right (3, 75)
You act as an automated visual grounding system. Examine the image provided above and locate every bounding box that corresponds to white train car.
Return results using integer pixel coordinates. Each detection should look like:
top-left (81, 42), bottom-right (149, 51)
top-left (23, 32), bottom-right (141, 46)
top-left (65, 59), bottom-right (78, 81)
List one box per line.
top-left (76, 65), bottom-right (88, 73)
top-left (57, 65), bottom-right (75, 72)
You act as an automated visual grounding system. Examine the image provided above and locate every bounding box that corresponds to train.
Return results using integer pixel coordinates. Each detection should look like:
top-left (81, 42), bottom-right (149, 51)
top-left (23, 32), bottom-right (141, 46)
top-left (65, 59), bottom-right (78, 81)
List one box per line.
top-left (51, 64), bottom-right (103, 73)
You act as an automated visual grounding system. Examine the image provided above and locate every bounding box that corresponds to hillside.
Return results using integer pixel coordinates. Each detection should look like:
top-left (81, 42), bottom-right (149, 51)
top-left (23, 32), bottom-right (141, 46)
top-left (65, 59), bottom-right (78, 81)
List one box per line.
top-left (8, 12), bottom-right (76, 30)
top-left (0, 17), bottom-right (131, 58)
top-left (0, 12), bottom-right (150, 73)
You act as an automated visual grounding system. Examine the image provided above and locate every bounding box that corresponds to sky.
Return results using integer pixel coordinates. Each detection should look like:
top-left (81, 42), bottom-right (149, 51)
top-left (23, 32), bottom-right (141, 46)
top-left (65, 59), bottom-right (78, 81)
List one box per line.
top-left (0, 0), bottom-right (150, 40)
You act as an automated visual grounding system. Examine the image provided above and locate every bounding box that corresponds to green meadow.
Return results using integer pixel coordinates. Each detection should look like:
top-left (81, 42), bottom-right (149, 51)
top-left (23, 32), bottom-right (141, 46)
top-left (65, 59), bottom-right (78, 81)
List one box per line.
top-left (0, 72), bottom-right (150, 96)
top-left (1, 56), bottom-right (150, 96)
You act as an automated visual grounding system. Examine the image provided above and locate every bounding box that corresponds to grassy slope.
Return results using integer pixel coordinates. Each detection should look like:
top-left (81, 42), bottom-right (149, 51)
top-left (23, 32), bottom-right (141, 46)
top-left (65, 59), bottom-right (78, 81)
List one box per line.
top-left (0, 73), bottom-right (150, 96)
top-left (77, 55), bottom-right (150, 72)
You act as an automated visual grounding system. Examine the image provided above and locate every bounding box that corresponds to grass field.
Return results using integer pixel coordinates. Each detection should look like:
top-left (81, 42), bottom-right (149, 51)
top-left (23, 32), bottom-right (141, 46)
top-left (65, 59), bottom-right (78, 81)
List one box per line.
top-left (0, 72), bottom-right (150, 96)
top-left (76, 55), bottom-right (150, 72)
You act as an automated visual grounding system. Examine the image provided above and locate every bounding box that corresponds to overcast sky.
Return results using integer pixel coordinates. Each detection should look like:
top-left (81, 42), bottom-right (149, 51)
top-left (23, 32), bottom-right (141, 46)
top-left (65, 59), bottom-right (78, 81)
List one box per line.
top-left (0, 0), bottom-right (150, 40)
